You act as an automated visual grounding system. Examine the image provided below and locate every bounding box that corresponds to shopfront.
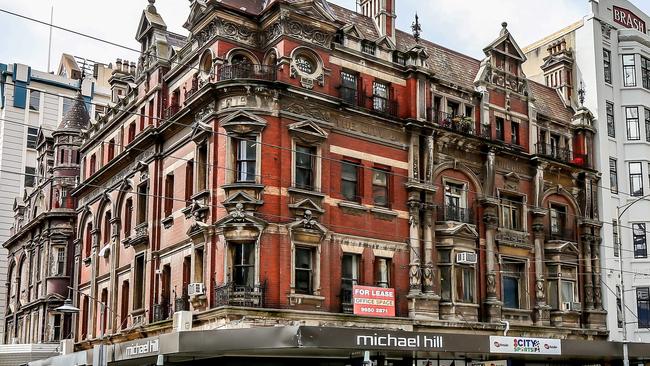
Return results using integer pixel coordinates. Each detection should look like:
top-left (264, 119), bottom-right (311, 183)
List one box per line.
top-left (28, 326), bottom-right (644, 366)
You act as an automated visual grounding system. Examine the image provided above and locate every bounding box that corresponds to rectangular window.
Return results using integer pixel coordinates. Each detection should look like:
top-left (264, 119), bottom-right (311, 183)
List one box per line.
top-left (52, 247), bottom-right (65, 276)
top-left (372, 168), bottom-right (389, 207)
top-left (456, 266), bottom-right (475, 303)
top-left (550, 204), bottom-right (567, 235)
top-left (133, 255), bottom-right (145, 310)
top-left (89, 154), bottom-right (96, 175)
top-left (124, 198), bottom-right (133, 237)
top-left (613, 219), bottom-right (620, 257)
top-left (185, 160), bottom-right (194, 203)
top-left (444, 182), bottom-right (467, 222)
top-left (496, 117), bottom-right (505, 141)
top-left (62, 96), bottom-right (73, 116)
top-left (626, 106), bottom-right (640, 140)
top-left (24, 167), bottom-right (36, 188)
top-left (137, 182), bottom-right (148, 224)
top-left (236, 138), bottom-right (257, 182)
top-left (637, 287), bottom-right (650, 327)
top-left (26, 127), bottom-right (38, 149)
top-left (232, 243), bottom-right (255, 288)
top-left (128, 122), bottom-right (136, 144)
top-left (630, 161), bottom-right (644, 196)
top-left (341, 253), bottom-right (360, 306)
top-left (295, 247), bottom-right (313, 294)
top-left (361, 41), bottom-right (376, 56)
top-left (107, 139), bottom-right (115, 161)
top-left (52, 314), bottom-right (61, 341)
top-left (646, 108), bottom-right (650, 142)
top-left (341, 160), bottom-right (360, 202)
top-left (634, 223), bottom-right (647, 258)
top-left (375, 257), bottom-right (391, 288)
top-left (642, 56), bottom-right (650, 89)
top-left (295, 145), bottom-right (315, 190)
top-left (500, 195), bottom-right (523, 231)
top-left (617, 285), bottom-right (623, 328)
top-left (511, 121), bottom-right (520, 145)
top-left (623, 54), bottom-right (637, 87)
top-left (372, 81), bottom-right (389, 113)
top-left (502, 261), bottom-right (525, 309)
top-left (603, 49), bottom-right (612, 84)
top-left (606, 101), bottom-right (615, 138)
top-left (164, 173), bottom-right (174, 217)
top-left (29, 91), bottom-right (40, 111)
top-left (340, 71), bottom-right (358, 105)
top-left (197, 144), bottom-right (208, 192)
top-left (610, 158), bottom-right (618, 194)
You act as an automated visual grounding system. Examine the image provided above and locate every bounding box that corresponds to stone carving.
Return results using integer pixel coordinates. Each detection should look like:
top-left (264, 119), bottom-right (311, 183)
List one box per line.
top-left (422, 265), bottom-right (435, 291)
top-left (487, 272), bottom-right (497, 297)
top-left (194, 102), bottom-right (216, 123)
top-left (483, 150), bottom-right (496, 197)
top-left (496, 228), bottom-right (530, 247)
top-left (409, 264), bottom-right (421, 291)
top-left (601, 22), bottom-right (614, 40)
top-left (231, 203), bottom-right (247, 222)
top-left (424, 135), bottom-right (434, 183)
top-left (196, 19), bottom-right (259, 47)
top-left (300, 210), bottom-right (318, 229)
top-left (483, 211), bottom-right (499, 230)
top-left (283, 102), bottom-right (332, 122)
top-left (286, 21), bottom-right (332, 47)
top-left (535, 278), bottom-right (545, 301)
top-left (533, 164), bottom-right (545, 208)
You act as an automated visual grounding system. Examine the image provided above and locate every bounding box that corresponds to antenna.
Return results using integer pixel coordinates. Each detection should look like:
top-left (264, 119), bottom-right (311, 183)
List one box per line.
top-left (47, 5), bottom-right (53, 73)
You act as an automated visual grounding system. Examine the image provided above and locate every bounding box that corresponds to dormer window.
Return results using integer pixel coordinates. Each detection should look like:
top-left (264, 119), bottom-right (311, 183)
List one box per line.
top-left (362, 41), bottom-right (376, 56)
top-left (393, 52), bottom-right (406, 66)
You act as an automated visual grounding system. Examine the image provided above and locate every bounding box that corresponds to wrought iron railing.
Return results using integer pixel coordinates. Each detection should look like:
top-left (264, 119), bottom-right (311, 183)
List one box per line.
top-left (365, 94), bottom-right (398, 117)
top-left (215, 64), bottom-right (276, 82)
top-left (152, 301), bottom-right (171, 322)
top-left (437, 204), bottom-right (474, 224)
top-left (215, 281), bottom-right (266, 308)
top-left (427, 109), bottom-right (487, 138)
top-left (535, 143), bottom-right (572, 163)
top-left (163, 104), bottom-right (180, 119)
top-left (547, 227), bottom-right (576, 242)
top-left (175, 295), bottom-right (190, 312)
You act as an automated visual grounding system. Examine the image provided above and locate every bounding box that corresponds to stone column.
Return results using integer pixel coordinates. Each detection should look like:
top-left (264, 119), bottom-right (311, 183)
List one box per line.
top-left (422, 202), bottom-right (435, 294)
top-left (531, 211), bottom-right (549, 325)
top-left (592, 236), bottom-right (603, 310)
top-left (582, 233), bottom-right (594, 310)
top-left (408, 199), bottom-right (422, 295)
top-left (483, 204), bottom-right (499, 302)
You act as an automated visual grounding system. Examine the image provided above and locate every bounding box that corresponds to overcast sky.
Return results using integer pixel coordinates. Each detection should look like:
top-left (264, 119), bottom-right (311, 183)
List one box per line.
top-left (1, 0), bottom-right (649, 71)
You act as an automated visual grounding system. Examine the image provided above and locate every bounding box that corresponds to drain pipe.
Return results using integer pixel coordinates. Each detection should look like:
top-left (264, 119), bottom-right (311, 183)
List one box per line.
top-left (500, 320), bottom-right (510, 336)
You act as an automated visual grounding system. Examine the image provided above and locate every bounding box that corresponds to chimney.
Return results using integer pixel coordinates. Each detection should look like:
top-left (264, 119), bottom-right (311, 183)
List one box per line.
top-left (541, 38), bottom-right (574, 106)
top-left (359, 0), bottom-right (396, 43)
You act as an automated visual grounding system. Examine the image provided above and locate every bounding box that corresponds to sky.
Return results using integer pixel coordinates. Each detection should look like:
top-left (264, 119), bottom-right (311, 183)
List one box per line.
top-left (0, 0), bottom-right (649, 71)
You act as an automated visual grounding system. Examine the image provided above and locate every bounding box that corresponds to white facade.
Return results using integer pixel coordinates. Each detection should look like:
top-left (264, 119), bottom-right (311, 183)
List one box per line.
top-left (0, 61), bottom-right (110, 344)
top-left (524, 0), bottom-right (650, 343)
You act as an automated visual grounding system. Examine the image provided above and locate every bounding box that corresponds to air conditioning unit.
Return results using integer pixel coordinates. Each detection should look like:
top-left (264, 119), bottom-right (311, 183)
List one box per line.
top-left (570, 302), bottom-right (582, 311)
top-left (172, 311), bottom-right (193, 332)
top-left (187, 283), bottom-right (205, 296)
top-left (456, 252), bottom-right (477, 264)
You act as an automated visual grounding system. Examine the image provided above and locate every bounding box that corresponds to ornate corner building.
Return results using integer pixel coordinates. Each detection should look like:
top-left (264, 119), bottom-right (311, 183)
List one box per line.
top-left (26, 0), bottom-right (649, 365)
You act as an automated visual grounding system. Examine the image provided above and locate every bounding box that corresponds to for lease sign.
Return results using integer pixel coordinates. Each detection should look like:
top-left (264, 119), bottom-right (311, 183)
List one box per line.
top-left (613, 6), bottom-right (647, 34)
top-left (490, 336), bottom-right (561, 355)
top-left (353, 285), bottom-right (395, 317)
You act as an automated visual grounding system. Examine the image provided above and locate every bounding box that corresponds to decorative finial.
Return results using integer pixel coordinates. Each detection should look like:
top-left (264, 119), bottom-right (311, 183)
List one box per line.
top-left (411, 13), bottom-right (422, 44)
top-left (578, 80), bottom-right (586, 106)
top-left (147, 0), bottom-right (157, 13)
top-left (500, 21), bottom-right (509, 36)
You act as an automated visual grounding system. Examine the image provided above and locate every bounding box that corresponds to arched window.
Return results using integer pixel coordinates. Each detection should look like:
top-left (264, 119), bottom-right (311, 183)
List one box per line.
top-left (103, 211), bottom-right (111, 244)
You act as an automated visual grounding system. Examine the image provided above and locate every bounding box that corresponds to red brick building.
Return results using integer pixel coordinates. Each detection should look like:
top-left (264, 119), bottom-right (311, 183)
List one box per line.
top-left (41, 0), bottom-right (616, 364)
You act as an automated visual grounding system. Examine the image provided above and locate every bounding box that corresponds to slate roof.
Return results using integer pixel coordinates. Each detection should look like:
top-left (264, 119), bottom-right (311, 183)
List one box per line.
top-left (528, 81), bottom-right (574, 122)
top-left (58, 92), bottom-right (90, 131)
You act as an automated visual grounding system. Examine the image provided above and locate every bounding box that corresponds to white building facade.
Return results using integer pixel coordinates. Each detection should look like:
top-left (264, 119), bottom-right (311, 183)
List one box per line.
top-left (0, 59), bottom-right (111, 344)
top-left (524, 0), bottom-right (650, 344)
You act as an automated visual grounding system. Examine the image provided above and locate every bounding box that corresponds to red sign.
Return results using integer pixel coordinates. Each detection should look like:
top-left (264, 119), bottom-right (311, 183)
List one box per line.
top-left (353, 285), bottom-right (395, 317)
top-left (613, 6), bottom-right (647, 34)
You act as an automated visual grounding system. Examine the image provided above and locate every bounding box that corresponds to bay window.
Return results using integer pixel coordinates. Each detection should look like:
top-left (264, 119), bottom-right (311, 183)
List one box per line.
top-left (623, 54), bottom-right (637, 87)
top-left (547, 264), bottom-right (578, 311)
top-left (626, 106), bottom-right (640, 140)
top-left (629, 161), bottom-right (644, 196)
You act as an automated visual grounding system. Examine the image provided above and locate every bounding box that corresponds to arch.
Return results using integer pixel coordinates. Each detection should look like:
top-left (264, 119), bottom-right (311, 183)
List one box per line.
top-left (432, 162), bottom-right (483, 196)
top-left (77, 207), bottom-right (93, 240)
top-left (541, 187), bottom-right (582, 218)
top-left (114, 179), bottom-right (134, 215)
top-left (93, 194), bottom-right (113, 229)
top-left (225, 48), bottom-right (260, 65)
top-left (263, 48), bottom-right (278, 66)
top-left (199, 49), bottom-right (214, 79)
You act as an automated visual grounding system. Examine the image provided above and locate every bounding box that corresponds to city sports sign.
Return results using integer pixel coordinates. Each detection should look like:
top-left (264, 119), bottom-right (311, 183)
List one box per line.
top-left (489, 336), bottom-right (561, 355)
top-left (352, 285), bottom-right (395, 317)
top-left (613, 6), bottom-right (647, 34)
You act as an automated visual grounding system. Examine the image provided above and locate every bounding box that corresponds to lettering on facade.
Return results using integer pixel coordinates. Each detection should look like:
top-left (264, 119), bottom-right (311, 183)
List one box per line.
top-left (333, 234), bottom-right (406, 252)
top-left (124, 339), bottom-right (159, 357)
top-left (613, 6), bottom-right (647, 34)
top-left (355, 333), bottom-right (443, 348)
top-left (334, 117), bottom-right (405, 145)
top-left (489, 336), bottom-right (561, 355)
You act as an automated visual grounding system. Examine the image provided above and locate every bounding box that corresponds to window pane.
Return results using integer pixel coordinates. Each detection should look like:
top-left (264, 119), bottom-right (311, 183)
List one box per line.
top-left (610, 158), bottom-right (618, 194)
top-left (561, 281), bottom-right (575, 303)
top-left (627, 107), bottom-right (640, 140)
top-left (606, 101), bottom-right (615, 137)
top-left (440, 266), bottom-right (451, 301)
top-left (27, 127), bottom-right (38, 149)
top-left (634, 223), bottom-right (647, 258)
top-left (372, 170), bottom-right (388, 206)
top-left (630, 162), bottom-right (644, 196)
top-left (548, 280), bottom-right (558, 309)
top-left (623, 55), bottom-right (637, 87)
top-left (503, 277), bottom-right (519, 308)
top-left (638, 288), bottom-right (650, 327)
top-left (29, 91), bottom-right (40, 111)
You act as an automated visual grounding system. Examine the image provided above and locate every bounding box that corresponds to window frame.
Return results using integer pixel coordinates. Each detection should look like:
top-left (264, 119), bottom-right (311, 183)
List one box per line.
top-left (501, 259), bottom-right (526, 309)
top-left (626, 106), bottom-right (640, 140)
top-left (511, 121), bottom-right (520, 145)
top-left (638, 287), bottom-right (650, 327)
top-left (606, 101), bottom-right (615, 138)
top-left (341, 159), bottom-right (361, 202)
top-left (294, 247), bottom-right (314, 294)
top-left (645, 108), bottom-right (650, 142)
top-left (26, 127), bottom-right (38, 150)
top-left (164, 173), bottom-right (174, 217)
top-left (29, 90), bottom-right (40, 112)
top-left (231, 242), bottom-right (256, 288)
top-left (372, 167), bottom-right (390, 208)
top-left (610, 158), bottom-right (619, 194)
top-left (24, 166), bottom-right (36, 188)
top-left (499, 194), bottom-right (524, 231)
top-left (340, 70), bottom-right (358, 105)
top-left (294, 145), bottom-right (316, 191)
top-left (633, 222), bottom-right (647, 258)
top-left (495, 117), bottom-right (505, 141)
top-left (642, 56), bottom-right (650, 90)
top-left (603, 49), bottom-right (612, 84)
top-left (623, 54), bottom-right (637, 87)
top-left (235, 137), bottom-right (257, 183)
top-left (629, 161), bottom-right (644, 197)
top-left (372, 81), bottom-right (389, 113)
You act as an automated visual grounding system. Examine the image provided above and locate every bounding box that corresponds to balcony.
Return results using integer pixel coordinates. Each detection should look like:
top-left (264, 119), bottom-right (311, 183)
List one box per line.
top-left (437, 204), bottom-right (474, 224)
top-left (175, 295), bottom-right (190, 312)
top-left (215, 64), bottom-right (276, 82)
top-left (535, 143), bottom-right (571, 163)
top-left (152, 301), bottom-right (171, 322)
top-left (547, 227), bottom-right (576, 242)
top-left (163, 104), bottom-right (180, 119)
top-left (427, 110), bottom-right (489, 139)
top-left (215, 282), bottom-right (265, 308)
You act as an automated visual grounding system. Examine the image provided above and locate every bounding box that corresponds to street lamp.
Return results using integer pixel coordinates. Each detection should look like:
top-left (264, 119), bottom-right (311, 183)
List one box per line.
top-left (55, 287), bottom-right (113, 366)
top-left (616, 193), bottom-right (650, 366)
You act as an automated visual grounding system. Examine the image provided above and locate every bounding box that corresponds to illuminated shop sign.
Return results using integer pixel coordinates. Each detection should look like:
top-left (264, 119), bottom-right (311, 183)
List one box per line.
top-left (613, 6), bottom-right (647, 34)
top-left (490, 336), bottom-right (561, 355)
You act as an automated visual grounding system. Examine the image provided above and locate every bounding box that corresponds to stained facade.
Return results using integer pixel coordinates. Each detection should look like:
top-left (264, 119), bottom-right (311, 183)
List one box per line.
top-left (15, 0), bottom-right (614, 364)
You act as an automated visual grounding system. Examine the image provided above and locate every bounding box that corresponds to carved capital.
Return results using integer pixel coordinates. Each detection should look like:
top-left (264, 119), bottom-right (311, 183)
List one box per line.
top-left (483, 212), bottom-right (499, 230)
